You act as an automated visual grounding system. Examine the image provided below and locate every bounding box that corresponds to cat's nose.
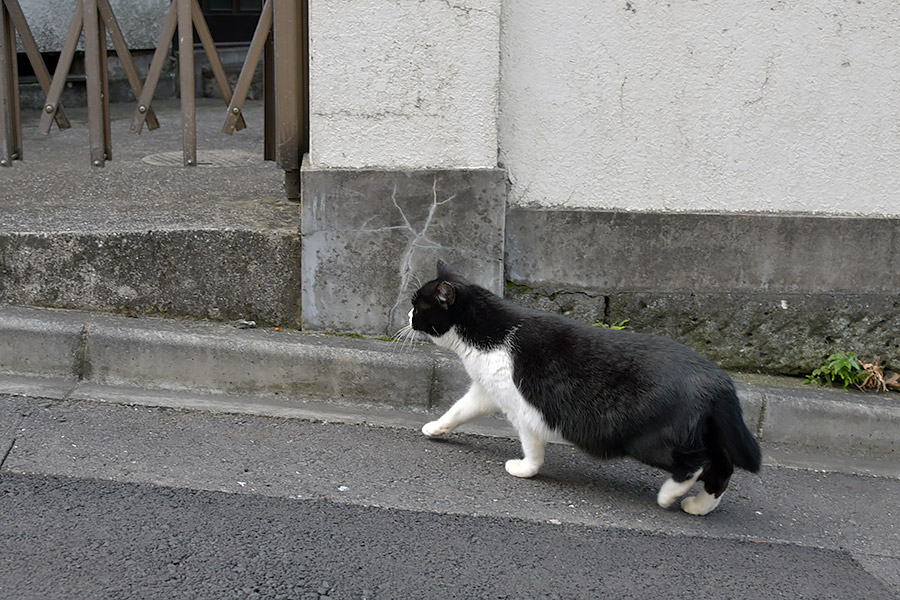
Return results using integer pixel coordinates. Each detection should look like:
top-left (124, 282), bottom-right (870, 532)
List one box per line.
top-left (408, 308), bottom-right (414, 325)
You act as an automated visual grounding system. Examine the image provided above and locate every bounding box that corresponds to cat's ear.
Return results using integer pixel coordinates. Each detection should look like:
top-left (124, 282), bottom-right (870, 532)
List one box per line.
top-left (434, 281), bottom-right (456, 309)
top-left (436, 259), bottom-right (454, 278)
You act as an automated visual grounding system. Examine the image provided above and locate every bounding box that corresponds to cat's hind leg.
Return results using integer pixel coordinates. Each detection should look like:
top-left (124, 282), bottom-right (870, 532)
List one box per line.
top-left (422, 382), bottom-right (497, 437)
top-left (681, 455), bottom-right (733, 516)
top-left (680, 430), bottom-right (734, 515)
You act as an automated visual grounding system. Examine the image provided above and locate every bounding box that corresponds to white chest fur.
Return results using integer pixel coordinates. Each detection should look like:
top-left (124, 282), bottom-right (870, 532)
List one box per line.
top-left (431, 328), bottom-right (558, 441)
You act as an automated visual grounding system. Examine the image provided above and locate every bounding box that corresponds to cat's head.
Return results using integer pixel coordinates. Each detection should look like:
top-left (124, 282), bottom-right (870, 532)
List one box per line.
top-left (408, 259), bottom-right (464, 337)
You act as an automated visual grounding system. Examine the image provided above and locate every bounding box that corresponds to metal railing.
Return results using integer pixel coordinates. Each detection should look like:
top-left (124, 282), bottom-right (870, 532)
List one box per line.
top-left (0, 0), bottom-right (307, 174)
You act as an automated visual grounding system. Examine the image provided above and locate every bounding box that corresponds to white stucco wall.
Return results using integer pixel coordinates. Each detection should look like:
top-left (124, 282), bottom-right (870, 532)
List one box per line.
top-left (308, 0), bottom-right (500, 169)
top-left (18, 0), bottom-right (168, 52)
top-left (500, 1), bottom-right (900, 216)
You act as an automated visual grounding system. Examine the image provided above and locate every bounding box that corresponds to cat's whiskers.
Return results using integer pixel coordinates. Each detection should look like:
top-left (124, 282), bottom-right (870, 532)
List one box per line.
top-left (392, 324), bottom-right (420, 353)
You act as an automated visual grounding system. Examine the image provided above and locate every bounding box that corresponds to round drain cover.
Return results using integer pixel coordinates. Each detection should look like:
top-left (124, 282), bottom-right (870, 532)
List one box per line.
top-left (142, 149), bottom-right (262, 167)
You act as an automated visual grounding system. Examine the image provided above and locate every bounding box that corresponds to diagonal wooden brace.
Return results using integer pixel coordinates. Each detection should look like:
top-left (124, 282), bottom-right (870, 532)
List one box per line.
top-left (96, 0), bottom-right (159, 130)
top-left (3, 0), bottom-right (69, 130)
top-left (130, 0), bottom-right (176, 134)
top-left (38, 0), bottom-right (84, 136)
top-left (223, 0), bottom-right (271, 135)
top-left (190, 0), bottom-right (245, 132)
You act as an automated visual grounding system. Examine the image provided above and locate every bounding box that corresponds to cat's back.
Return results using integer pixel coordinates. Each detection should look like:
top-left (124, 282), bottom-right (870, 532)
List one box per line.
top-left (508, 304), bottom-right (722, 382)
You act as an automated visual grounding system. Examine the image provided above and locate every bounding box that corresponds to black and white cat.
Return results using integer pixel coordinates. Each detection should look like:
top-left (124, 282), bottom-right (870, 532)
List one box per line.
top-left (405, 260), bottom-right (761, 516)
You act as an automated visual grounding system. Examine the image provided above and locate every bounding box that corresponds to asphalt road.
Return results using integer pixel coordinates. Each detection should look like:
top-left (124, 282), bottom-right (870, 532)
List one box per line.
top-left (1, 394), bottom-right (899, 599)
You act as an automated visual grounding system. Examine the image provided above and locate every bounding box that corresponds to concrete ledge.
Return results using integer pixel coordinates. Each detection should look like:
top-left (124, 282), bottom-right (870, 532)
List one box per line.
top-left (504, 208), bottom-right (900, 373)
top-left (2, 305), bottom-right (899, 464)
top-left (506, 208), bottom-right (900, 294)
top-left (0, 230), bottom-right (302, 328)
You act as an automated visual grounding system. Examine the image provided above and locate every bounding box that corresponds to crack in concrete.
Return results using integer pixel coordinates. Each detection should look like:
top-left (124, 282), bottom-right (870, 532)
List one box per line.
top-left (386, 177), bottom-right (457, 334)
top-left (744, 54), bottom-right (776, 106)
top-left (756, 391), bottom-right (769, 440)
top-left (437, 0), bottom-right (498, 17)
top-left (0, 437), bottom-right (15, 474)
top-left (334, 226), bottom-right (410, 234)
top-left (74, 323), bottom-right (90, 381)
top-left (548, 289), bottom-right (605, 302)
top-left (312, 109), bottom-right (417, 121)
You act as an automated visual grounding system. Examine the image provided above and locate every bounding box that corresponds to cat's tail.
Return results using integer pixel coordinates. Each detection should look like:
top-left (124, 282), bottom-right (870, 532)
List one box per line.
top-left (710, 391), bottom-right (762, 473)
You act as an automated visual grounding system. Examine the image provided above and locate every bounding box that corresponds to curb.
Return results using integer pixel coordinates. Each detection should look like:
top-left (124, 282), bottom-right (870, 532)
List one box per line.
top-left (1, 304), bottom-right (898, 465)
top-left (0, 305), bottom-right (446, 410)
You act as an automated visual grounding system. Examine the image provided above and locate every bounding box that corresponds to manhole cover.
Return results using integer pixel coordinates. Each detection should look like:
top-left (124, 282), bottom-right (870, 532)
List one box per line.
top-left (142, 149), bottom-right (262, 167)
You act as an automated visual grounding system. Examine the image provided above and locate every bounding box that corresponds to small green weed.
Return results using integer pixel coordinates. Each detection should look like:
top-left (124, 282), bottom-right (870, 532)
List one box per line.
top-left (805, 352), bottom-right (864, 389)
top-left (806, 353), bottom-right (900, 392)
top-left (593, 319), bottom-right (630, 330)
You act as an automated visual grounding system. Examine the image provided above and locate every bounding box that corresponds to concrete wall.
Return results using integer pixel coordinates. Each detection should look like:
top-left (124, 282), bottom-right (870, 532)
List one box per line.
top-left (19, 0), bottom-right (168, 52)
top-left (500, 1), bottom-right (900, 216)
top-left (308, 0), bottom-right (500, 169)
top-left (504, 209), bottom-right (900, 374)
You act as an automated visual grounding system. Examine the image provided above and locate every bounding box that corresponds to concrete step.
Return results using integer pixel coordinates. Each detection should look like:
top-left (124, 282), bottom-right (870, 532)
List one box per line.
top-left (0, 99), bottom-right (300, 327)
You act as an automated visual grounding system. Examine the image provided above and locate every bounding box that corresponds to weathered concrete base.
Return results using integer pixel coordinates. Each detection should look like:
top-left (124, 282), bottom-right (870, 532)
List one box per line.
top-left (301, 161), bottom-right (507, 335)
top-left (506, 286), bottom-right (900, 375)
top-left (505, 208), bottom-right (900, 374)
top-left (0, 230), bottom-right (302, 328)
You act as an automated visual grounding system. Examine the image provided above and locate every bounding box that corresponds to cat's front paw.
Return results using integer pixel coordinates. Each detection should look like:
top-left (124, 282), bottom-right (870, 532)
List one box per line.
top-left (504, 459), bottom-right (541, 478)
top-left (422, 421), bottom-right (449, 437)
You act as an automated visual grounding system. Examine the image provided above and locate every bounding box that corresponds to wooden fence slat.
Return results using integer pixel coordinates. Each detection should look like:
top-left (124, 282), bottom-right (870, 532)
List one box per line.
top-left (177, 0), bottom-right (196, 166)
top-left (273, 0), bottom-right (300, 170)
top-left (0, 1), bottom-right (14, 165)
top-left (82, 0), bottom-right (108, 166)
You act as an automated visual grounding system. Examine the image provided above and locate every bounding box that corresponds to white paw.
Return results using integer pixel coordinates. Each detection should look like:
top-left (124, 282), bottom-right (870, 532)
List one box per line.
top-left (504, 459), bottom-right (541, 478)
top-left (656, 480), bottom-right (685, 509)
top-left (656, 470), bottom-right (702, 509)
top-left (657, 490), bottom-right (678, 509)
top-left (422, 421), bottom-right (448, 437)
top-left (681, 491), bottom-right (722, 516)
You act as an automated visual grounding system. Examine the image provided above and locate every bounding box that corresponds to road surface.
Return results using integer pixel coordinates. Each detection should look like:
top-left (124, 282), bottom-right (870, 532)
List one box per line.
top-left (1, 394), bottom-right (898, 599)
